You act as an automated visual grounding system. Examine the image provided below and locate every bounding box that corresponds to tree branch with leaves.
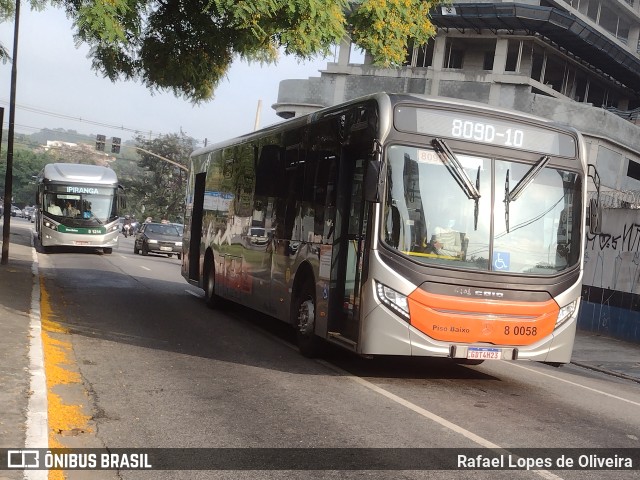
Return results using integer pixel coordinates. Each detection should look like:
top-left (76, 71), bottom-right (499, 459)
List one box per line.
top-left (4, 0), bottom-right (444, 103)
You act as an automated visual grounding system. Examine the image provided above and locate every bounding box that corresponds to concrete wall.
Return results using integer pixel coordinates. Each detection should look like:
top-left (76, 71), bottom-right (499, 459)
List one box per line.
top-left (581, 208), bottom-right (640, 342)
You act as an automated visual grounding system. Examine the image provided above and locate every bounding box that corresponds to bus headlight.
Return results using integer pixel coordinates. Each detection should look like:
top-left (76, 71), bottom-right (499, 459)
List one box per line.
top-left (43, 221), bottom-right (57, 231)
top-left (175, 241), bottom-right (182, 246)
top-left (376, 282), bottom-right (410, 322)
top-left (556, 300), bottom-right (577, 328)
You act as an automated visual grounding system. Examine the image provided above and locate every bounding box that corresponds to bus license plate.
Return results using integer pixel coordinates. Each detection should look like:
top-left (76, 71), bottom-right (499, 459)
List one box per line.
top-left (74, 241), bottom-right (89, 245)
top-left (467, 347), bottom-right (501, 360)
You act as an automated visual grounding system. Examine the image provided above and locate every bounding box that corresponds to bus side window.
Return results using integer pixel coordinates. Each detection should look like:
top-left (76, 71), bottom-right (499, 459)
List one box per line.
top-left (283, 144), bottom-right (305, 241)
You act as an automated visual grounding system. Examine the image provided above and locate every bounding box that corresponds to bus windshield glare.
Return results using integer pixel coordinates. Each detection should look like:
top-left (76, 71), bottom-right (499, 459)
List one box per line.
top-left (382, 145), bottom-right (582, 274)
top-left (43, 187), bottom-right (118, 226)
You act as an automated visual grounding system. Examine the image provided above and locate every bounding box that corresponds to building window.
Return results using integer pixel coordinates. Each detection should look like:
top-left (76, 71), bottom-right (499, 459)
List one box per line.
top-left (505, 40), bottom-right (521, 72)
top-left (542, 53), bottom-right (565, 92)
top-left (588, 80), bottom-right (606, 107)
top-left (406, 38), bottom-right (435, 68)
top-left (627, 159), bottom-right (640, 181)
top-left (483, 51), bottom-right (494, 71)
top-left (444, 39), bottom-right (464, 69)
top-left (586, 1), bottom-right (599, 23)
top-left (530, 44), bottom-right (545, 82)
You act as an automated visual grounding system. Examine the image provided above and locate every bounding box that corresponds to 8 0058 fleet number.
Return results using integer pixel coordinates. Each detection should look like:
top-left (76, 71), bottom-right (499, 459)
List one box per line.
top-left (505, 326), bottom-right (537, 336)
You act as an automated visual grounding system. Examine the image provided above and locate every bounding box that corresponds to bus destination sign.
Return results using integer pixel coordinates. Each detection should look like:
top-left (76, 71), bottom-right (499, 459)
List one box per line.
top-left (394, 106), bottom-right (576, 157)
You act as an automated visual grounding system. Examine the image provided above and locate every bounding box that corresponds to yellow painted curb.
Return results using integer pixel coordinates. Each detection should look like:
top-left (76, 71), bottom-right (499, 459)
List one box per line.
top-left (40, 278), bottom-right (92, 480)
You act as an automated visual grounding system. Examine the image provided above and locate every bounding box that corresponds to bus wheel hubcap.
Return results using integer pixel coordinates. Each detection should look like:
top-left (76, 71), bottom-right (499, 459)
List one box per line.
top-left (298, 299), bottom-right (314, 336)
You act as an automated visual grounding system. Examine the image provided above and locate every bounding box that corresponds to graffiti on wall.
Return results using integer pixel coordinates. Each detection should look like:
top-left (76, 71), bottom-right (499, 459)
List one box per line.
top-left (583, 210), bottom-right (640, 293)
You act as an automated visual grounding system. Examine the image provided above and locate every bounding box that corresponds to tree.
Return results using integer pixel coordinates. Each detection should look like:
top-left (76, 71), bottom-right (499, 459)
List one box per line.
top-left (0, 145), bottom-right (51, 206)
top-left (35, 0), bottom-right (442, 103)
top-left (0, 1), bottom-right (45, 62)
top-left (124, 133), bottom-right (194, 222)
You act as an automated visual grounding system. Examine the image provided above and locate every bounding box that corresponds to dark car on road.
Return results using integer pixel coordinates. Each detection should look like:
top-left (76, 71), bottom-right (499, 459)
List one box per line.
top-left (133, 222), bottom-right (182, 259)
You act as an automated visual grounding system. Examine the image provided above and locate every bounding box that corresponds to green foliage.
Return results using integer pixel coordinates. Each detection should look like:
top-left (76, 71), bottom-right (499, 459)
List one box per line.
top-left (0, 1), bottom-right (46, 62)
top-left (0, 146), bottom-right (50, 207)
top-left (124, 133), bottom-right (194, 223)
top-left (350, 0), bottom-right (437, 67)
top-left (37, 0), bottom-right (446, 103)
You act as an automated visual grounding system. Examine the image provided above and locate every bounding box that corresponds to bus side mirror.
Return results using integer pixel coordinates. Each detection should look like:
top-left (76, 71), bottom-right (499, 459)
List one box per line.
top-left (589, 198), bottom-right (601, 234)
top-left (364, 160), bottom-right (382, 203)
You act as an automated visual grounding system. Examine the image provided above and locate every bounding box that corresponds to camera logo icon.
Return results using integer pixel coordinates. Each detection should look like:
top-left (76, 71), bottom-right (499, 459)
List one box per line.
top-left (7, 450), bottom-right (40, 469)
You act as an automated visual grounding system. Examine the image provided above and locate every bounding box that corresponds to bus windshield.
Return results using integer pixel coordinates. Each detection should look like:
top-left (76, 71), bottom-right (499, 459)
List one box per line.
top-left (383, 144), bottom-right (582, 274)
top-left (44, 190), bottom-right (117, 225)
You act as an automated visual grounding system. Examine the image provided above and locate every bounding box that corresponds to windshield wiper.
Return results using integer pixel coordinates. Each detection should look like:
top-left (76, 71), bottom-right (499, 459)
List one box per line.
top-left (432, 138), bottom-right (480, 200)
top-left (432, 138), bottom-right (481, 230)
top-left (504, 155), bottom-right (550, 232)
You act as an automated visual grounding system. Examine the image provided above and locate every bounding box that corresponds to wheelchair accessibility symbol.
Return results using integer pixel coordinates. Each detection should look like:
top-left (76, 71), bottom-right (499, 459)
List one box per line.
top-left (493, 252), bottom-right (510, 271)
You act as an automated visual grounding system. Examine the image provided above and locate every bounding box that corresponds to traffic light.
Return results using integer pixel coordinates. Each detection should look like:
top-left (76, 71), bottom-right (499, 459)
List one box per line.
top-left (111, 137), bottom-right (121, 154)
top-left (95, 134), bottom-right (106, 151)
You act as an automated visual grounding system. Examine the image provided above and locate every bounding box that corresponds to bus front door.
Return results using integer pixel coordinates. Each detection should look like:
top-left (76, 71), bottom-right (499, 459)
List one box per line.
top-left (328, 155), bottom-right (368, 345)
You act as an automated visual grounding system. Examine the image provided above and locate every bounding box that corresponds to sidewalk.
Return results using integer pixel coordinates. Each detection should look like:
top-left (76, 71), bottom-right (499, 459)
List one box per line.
top-left (0, 222), bottom-right (639, 455)
top-left (0, 223), bottom-right (37, 460)
top-left (571, 330), bottom-right (640, 383)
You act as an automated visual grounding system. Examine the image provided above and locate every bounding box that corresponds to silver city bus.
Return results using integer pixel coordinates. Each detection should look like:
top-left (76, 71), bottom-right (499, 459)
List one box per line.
top-left (35, 163), bottom-right (125, 253)
top-left (182, 93), bottom-right (600, 365)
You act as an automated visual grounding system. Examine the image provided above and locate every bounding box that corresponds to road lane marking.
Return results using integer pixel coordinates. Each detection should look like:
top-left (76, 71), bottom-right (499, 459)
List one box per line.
top-left (224, 305), bottom-right (562, 479)
top-left (25, 236), bottom-right (48, 480)
top-left (316, 359), bottom-right (562, 480)
top-left (140, 265), bottom-right (151, 271)
top-left (503, 361), bottom-right (640, 407)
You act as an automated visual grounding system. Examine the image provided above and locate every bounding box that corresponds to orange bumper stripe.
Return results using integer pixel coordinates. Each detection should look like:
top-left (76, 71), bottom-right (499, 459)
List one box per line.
top-left (408, 288), bottom-right (559, 346)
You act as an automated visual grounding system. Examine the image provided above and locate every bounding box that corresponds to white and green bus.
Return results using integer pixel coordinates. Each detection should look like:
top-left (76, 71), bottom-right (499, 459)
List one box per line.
top-left (35, 163), bottom-right (125, 253)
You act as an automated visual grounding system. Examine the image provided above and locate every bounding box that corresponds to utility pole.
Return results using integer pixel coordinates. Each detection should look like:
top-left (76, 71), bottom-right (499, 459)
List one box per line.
top-left (130, 146), bottom-right (187, 172)
top-left (2, 0), bottom-right (20, 264)
top-left (254, 99), bottom-right (262, 131)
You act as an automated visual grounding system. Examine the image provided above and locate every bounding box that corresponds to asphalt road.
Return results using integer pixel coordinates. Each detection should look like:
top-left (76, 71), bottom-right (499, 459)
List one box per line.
top-left (33, 232), bottom-right (640, 480)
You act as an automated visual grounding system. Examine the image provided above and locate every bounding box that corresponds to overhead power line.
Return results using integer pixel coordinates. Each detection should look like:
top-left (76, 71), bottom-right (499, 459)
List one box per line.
top-left (0, 98), bottom-right (168, 139)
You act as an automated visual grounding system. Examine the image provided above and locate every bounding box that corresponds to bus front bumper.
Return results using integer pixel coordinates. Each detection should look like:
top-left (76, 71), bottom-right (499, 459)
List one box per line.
top-left (41, 230), bottom-right (119, 249)
top-left (359, 303), bottom-right (579, 364)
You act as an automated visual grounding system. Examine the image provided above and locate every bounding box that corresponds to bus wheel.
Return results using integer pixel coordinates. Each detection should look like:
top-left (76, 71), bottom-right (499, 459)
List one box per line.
top-left (293, 280), bottom-right (322, 358)
top-left (204, 258), bottom-right (222, 309)
top-left (103, 248), bottom-right (113, 254)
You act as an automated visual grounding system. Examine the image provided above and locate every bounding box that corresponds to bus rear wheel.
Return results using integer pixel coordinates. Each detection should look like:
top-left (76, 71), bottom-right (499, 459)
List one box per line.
top-left (293, 280), bottom-right (323, 358)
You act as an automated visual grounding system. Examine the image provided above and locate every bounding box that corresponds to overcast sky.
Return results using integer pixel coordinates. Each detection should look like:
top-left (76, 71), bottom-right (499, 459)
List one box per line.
top-left (0, 5), bottom-right (335, 147)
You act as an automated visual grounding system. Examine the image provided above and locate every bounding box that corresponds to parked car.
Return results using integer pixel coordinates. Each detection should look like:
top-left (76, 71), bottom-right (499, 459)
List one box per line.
top-left (248, 227), bottom-right (272, 246)
top-left (133, 222), bottom-right (182, 259)
top-left (10, 205), bottom-right (23, 217)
